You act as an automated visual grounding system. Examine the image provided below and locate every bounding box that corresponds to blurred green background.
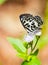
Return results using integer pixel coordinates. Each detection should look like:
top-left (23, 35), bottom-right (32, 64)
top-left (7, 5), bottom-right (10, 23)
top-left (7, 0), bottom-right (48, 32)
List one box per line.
top-left (0, 0), bottom-right (6, 4)
top-left (37, 1), bottom-right (48, 48)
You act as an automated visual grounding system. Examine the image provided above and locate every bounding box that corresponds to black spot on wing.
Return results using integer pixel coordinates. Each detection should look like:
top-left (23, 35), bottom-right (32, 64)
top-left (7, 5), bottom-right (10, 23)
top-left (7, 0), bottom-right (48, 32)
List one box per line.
top-left (19, 13), bottom-right (34, 30)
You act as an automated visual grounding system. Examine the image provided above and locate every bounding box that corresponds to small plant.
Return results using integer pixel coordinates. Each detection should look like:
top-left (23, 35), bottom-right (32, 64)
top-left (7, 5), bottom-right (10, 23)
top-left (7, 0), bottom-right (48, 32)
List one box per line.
top-left (7, 24), bottom-right (42, 65)
top-left (7, 35), bottom-right (41, 65)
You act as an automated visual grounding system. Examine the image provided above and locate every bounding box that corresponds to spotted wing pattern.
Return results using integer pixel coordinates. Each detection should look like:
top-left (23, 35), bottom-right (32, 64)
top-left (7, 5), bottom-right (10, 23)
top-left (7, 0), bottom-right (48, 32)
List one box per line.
top-left (19, 14), bottom-right (43, 33)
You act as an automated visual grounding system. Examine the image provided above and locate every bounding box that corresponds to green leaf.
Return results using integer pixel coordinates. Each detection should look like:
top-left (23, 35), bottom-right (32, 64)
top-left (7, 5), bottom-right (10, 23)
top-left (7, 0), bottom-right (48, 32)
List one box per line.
top-left (23, 41), bottom-right (28, 48)
top-left (17, 53), bottom-right (27, 60)
top-left (31, 56), bottom-right (41, 65)
top-left (22, 56), bottom-right (41, 65)
top-left (31, 49), bottom-right (39, 56)
top-left (7, 37), bottom-right (26, 53)
top-left (0, 0), bottom-right (6, 5)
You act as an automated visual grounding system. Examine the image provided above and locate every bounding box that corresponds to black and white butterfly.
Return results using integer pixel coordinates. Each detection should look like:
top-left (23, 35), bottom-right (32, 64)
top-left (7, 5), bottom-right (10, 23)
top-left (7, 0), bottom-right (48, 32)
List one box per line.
top-left (19, 14), bottom-right (43, 42)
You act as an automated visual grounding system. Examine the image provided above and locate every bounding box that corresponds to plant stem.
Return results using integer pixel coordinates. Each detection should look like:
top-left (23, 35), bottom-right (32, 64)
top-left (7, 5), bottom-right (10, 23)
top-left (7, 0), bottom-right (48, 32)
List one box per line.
top-left (28, 41), bottom-right (33, 54)
top-left (32, 36), bottom-right (40, 51)
top-left (26, 44), bottom-right (28, 55)
top-left (30, 41), bottom-right (33, 52)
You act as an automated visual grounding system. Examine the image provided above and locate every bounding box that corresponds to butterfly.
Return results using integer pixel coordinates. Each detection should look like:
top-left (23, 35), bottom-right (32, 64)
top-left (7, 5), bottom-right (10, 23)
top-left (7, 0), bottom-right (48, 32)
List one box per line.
top-left (19, 14), bottom-right (43, 42)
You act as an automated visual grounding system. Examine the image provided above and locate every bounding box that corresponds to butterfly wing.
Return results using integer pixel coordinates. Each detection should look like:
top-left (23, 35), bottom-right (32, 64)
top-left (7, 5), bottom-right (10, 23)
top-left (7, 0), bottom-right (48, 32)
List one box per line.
top-left (19, 14), bottom-right (37, 33)
top-left (34, 16), bottom-right (43, 26)
top-left (19, 14), bottom-right (43, 34)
